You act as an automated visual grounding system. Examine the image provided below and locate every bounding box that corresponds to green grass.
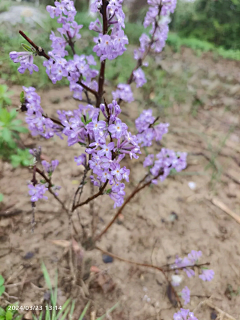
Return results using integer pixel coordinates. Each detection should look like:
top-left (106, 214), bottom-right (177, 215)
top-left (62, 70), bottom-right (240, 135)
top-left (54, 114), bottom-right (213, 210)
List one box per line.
top-left (167, 32), bottom-right (240, 61)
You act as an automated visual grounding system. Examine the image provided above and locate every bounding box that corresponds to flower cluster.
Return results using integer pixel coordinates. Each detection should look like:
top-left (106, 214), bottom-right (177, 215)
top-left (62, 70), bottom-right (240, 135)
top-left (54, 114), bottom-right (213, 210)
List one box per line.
top-left (112, 84), bottom-right (134, 103)
top-left (143, 0), bottom-right (176, 52)
top-left (181, 286), bottom-right (190, 306)
top-left (173, 309), bottom-right (198, 320)
top-left (143, 149), bottom-right (187, 183)
top-left (129, 0), bottom-right (177, 89)
top-left (72, 100), bottom-right (141, 208)
top-left (9, 51), bottom-right (39, 75)
top-left (90, 0), bottom-right (129, 61)
top-left (136, 109), bottom-right (169, 147)
top-left (23, 86), bottom-right (61, 139)
top-left (28, 183), bottom-right (48, 202)
top-left (173, 250), bottom-right (214, 281)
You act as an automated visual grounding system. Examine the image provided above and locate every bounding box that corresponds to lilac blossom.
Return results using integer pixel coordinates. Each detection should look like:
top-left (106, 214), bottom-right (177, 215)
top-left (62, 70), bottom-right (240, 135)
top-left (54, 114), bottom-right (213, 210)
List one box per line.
top-left (181, 286), bottom-right (190, 305)
top-left (135, 109), bottom-right (169, 147)
top-left (199, 269), bottom-right (214, 282)
top-left (173, 309), bottom-right (198, 320)
top-left (42, 160), bottom-right (59, 174)
top-left (90, 0), bottom-right (128, 61)
top-left (143, 154), bottom-right (154, 167)
top-left (112, 84), bottom-right (134, 103)
top-left (28, 183), bottom-right (48, 202)
top-left (133, 68), bottom-right (147, 88)
top-left (9, 51), bottom-right (39, 74)
top-left (23, 86), bottom-right (62, 139)
top-left (74, 154), bottom-right (87, 167)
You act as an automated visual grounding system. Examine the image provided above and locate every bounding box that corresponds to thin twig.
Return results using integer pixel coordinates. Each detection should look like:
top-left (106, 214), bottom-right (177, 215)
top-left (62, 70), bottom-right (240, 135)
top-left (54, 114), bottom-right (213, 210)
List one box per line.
top-left (72, 180), bottom-right (108, 211)
top-left (19, 30), bottom-right (50, 59)
top-left (19, 30), bottom-right (98, 98)
top-left (95, 246), bottom-right (182, 308)
top-left (35, 168), bottom-right (68, 213)
top-left (95, 170), bottom-right (163, 242)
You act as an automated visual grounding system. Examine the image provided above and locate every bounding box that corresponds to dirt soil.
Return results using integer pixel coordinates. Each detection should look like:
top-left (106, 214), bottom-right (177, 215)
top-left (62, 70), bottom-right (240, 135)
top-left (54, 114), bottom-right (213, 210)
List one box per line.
top-left (0, 48), bottom-right (240, 320)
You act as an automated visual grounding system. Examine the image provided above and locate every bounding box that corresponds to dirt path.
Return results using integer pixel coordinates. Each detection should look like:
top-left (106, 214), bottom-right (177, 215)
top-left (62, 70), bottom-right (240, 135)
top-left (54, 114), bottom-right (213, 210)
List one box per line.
top-left (0, 48), bottom-right (240, 319)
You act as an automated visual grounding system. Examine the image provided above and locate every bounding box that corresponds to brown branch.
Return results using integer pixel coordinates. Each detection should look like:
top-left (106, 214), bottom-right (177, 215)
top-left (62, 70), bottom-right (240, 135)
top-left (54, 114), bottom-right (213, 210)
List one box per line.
top-left (164, 262), bottom-right (210, 273)
top-left (96, 0), bottom-right (108, 107)
top-left (19, 30), bottom-right (98, 98)
top-left (95, 170), bottom-right (163, 242)
top-left (35, 168), bottom-right (68, 213)
top-left (72, 167), bottom-right (89, 211)
top-left (19, 30), bottom-right (50, 60)
top-left (72, 180), bottom-right (108, 211)
top-left (95, 246), bottom-right (183, 308)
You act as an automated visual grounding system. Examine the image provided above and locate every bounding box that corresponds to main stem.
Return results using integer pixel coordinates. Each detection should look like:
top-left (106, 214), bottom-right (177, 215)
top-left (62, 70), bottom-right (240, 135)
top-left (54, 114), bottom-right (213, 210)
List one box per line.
top-left (96, 0), bottom-right (108, 107)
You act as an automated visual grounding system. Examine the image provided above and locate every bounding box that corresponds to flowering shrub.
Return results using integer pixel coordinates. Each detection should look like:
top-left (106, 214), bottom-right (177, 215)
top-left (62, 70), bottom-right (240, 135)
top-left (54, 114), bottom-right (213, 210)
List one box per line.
top-left (9, 0), bottom-right (214, 317)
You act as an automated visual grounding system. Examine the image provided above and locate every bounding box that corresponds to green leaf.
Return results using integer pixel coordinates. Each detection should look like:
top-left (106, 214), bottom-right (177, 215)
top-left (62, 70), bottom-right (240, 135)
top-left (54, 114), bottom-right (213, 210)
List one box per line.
top-left (12, 126), bottom-right (28, 133)
top-left (0, 275), bottom-right (4, 286)
top-left (6, 310), bottom-right (13, 320)
top-left (15, 315), bottom-right (23, 320)
top-left (9, 109), bottom-right (17, 120)
top-left (20, 91), bottom-right (25, 104)
top-left (81, 116), bottom-right (86, 125)
top-left (56, 299), bottom-right (71, 319)
top-left (1, 128), bottom-right (12, 142)
top-left (59, 306), bottom-right (70, 320)
top-left (21, 43), bottom-right (33, 52)
top-left (41, 262), bottom-right (52, 291)
top-left (0, 194), bottom-right (3, 202)
top-left (105, 188), bottom-right (112, 195)
top-left (96, 303), bottom-right (119, 320)
top-left (0, 308), bottom-right (6, 316)
top-left (0, 316), bottom-right (5, 320)
top-left (78, 302), bottom-right (90, 320)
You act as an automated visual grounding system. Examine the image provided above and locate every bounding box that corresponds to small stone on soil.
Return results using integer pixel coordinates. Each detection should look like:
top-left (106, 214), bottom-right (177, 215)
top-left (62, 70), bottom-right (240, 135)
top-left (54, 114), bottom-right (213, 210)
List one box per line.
top-left (102, 254), bottom-right (113, 263)
top-left (23, 252), bottom-right (34, 260)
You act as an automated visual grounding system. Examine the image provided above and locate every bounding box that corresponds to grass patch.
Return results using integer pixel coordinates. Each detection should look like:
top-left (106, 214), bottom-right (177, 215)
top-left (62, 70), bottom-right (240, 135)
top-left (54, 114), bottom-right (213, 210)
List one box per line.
top-left (167, 33), bottom-right (240, 61)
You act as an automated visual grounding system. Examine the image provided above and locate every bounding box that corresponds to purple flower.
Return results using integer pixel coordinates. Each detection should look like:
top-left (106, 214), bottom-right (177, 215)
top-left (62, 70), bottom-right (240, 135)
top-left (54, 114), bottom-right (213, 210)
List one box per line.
top-left (199, 269), bottom-right (214, 282)
top-left (98, 142), bottom-right (115, 159)
top-left (111, 163), bottom-right (125, 181)
top-left (143, 154), bottom-right (154, 167)
top-left (133, 68), bottom-right (147, 88)
top-left (112, 84), bottom-right (134, 103)
top-left (42, 160), bottom-right (59, 174)
top-left (108, 119), bottom-right (128, 139)
top-left (173, 309), bottom-right (198, 320)
top-left (28, 184), bottom-right (48, 202)
top-left (74, 154), bottom-right (87, 167)
top-left (188, 250), bottom-right (202, 264)
top-left (181, 286), bottom-right (190, 305)
top-left (10, 51), bottom-right (39, 75)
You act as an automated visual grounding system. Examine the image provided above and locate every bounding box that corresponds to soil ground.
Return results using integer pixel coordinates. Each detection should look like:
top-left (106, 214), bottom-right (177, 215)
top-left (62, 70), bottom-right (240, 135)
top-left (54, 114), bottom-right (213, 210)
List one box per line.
top-left (0, 48), bottom-right (240, 320)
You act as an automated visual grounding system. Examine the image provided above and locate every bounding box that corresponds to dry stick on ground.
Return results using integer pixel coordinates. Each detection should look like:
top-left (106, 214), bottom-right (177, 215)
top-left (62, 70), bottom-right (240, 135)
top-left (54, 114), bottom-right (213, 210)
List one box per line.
top-left (193, 299), bottom-right (236, 320)
top-left (210, 197), bottom-right (240, 225)
top-left (96, 245), bottom-right (183, 308)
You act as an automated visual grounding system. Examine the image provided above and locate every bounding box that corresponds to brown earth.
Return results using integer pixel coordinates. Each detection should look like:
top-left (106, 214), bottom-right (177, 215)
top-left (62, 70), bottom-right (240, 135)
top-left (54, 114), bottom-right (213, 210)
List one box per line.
top-left (0, 48), bottom-right (240, 320)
